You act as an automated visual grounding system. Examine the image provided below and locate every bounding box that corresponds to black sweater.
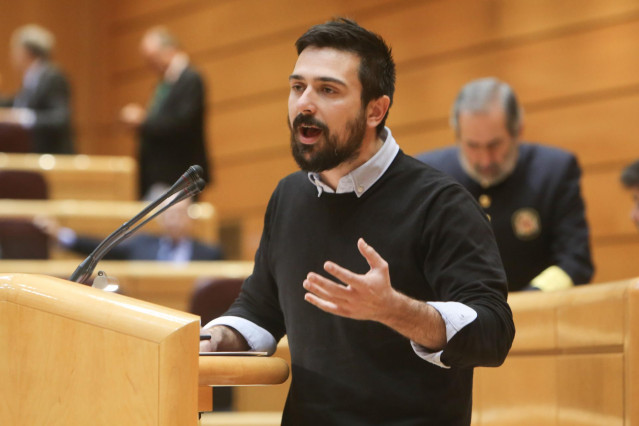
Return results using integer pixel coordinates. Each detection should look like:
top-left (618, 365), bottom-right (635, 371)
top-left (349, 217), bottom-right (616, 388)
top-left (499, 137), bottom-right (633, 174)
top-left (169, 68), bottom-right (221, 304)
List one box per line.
top-left (227, 151), bottom-right (515, 425)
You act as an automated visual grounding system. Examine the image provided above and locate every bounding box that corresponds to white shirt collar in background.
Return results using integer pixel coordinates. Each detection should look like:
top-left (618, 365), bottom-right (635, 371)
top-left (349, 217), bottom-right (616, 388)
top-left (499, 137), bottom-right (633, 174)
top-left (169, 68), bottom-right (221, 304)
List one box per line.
top-left (164, 53), bottom-right (189, 83)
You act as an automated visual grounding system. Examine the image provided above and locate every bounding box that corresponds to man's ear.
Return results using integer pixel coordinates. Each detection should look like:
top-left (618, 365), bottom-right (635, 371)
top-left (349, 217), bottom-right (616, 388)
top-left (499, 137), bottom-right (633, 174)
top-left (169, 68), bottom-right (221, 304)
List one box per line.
top-left (366, 95), bottom-right (391, 129)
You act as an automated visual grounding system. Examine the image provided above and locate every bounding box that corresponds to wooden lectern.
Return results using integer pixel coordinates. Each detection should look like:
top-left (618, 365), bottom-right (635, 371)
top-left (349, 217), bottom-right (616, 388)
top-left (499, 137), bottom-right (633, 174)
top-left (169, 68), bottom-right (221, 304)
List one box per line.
top-left (0, 273), bottom-right (289, 425)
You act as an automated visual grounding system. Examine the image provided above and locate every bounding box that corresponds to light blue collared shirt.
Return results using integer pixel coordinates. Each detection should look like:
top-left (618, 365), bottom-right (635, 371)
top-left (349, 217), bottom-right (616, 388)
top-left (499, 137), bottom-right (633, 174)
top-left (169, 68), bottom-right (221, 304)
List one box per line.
top-left (206, 127), bottom-right (477, 368)
top-left (307, 127), bottom-right (400, 197)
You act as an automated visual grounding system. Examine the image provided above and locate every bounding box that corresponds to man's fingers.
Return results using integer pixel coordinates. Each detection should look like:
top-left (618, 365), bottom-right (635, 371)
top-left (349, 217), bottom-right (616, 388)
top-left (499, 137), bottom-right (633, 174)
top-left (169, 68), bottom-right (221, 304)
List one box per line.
top-left (304, 292), bottom-right (343, 315)
top-left (357, 238), bottom-right (386, 270)
top-left (199, 339), bottom-right (212, 352)
top-left (323, 260), bottom-right (365, 287)
top-left (304, 273), bottom-right (351, 300)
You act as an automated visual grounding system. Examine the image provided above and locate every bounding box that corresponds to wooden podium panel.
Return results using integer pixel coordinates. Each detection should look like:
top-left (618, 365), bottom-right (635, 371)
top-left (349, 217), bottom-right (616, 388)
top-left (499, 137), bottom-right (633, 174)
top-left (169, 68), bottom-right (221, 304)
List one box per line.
top-left (473, 356), bottom-right (558, 426)
top-left (199, 354), bottom-right (289, 386)
top-left (0, 273), bottom-right (200, 425)
top-left (1, 273), bottom-right (291, 424)
top-left (0, 153), bottom-right (137, 200)
top-left (472, 279), bottom-right (639, 425)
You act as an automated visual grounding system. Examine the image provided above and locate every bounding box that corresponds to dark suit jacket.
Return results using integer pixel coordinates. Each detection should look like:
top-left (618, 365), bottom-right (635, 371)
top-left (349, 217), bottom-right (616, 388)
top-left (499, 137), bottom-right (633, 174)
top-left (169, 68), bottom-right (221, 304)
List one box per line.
top-left (138, 66), bottom-right (210, 197)
top-left (417, 143), bottom-right (594, 291)
top-left (70, 233), bottom-right (223, 261)
top-left (0, 63), bottom-right (74, 154)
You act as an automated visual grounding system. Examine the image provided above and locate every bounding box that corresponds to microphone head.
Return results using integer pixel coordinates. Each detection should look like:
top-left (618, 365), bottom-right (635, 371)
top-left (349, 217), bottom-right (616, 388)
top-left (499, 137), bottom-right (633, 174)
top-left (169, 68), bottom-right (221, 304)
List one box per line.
top-left (186, 165), bottom-right (204, 182)
top-left (191, 178), bottom-right (206, 195)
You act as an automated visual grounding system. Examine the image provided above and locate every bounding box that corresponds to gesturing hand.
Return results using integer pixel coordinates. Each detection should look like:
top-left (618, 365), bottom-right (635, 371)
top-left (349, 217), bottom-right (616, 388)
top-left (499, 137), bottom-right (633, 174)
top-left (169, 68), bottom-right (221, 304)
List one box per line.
top-left (303, 238), bottom-right (398, 322)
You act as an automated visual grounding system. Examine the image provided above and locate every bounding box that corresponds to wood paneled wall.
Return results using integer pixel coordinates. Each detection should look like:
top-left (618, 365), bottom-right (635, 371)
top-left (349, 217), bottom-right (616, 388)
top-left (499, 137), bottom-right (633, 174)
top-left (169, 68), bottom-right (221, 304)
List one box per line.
top-left (4, 0), bottom-right (639, 282)
top-left (0, 0), bottom-right (111, 154)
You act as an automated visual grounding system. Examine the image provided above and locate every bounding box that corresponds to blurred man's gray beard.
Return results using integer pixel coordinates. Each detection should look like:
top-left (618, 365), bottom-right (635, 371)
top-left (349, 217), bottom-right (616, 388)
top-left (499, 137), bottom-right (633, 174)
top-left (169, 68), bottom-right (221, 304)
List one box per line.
top-left (459, 144), bottom-right (519, 188)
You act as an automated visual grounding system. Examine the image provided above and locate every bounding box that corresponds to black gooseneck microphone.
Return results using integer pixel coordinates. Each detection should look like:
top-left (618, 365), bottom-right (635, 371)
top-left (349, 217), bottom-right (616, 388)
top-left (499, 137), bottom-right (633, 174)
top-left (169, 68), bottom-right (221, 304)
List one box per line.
top-left (69, 166), bottom-right (206, 284)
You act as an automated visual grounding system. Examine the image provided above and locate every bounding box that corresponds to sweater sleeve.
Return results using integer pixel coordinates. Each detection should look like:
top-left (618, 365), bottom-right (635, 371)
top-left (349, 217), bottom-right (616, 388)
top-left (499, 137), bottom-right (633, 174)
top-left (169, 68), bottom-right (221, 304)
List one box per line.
top-left (422, 183), bottom-right (515, 368)
top-left (224, 185), bottom-right (287, 341)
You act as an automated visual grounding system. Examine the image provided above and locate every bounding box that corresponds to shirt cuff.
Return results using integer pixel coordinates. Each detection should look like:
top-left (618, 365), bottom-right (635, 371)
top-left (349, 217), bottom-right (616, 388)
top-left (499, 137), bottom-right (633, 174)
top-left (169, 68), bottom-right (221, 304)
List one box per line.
top-left (57, 227), bottom-right (77, 248)
top-left (410, 301), bottom-right (478, 368)
top-left (14, 108), bottom-right (36, 128)
top-left (204, 315), bottom-right (278, 355)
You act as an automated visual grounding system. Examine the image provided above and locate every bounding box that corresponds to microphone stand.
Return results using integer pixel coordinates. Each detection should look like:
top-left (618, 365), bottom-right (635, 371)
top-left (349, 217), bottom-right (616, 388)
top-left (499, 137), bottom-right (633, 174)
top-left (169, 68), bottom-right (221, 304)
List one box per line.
top-left (95, 179), bottom-right (206, 263)
top-left (69, 166), bottom-right (205, 285)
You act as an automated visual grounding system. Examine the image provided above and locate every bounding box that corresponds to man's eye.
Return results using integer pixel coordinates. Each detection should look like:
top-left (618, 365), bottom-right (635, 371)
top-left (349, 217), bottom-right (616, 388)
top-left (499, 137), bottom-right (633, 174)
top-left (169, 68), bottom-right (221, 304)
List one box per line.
top-left (322, 87), bottom-right (335, 94)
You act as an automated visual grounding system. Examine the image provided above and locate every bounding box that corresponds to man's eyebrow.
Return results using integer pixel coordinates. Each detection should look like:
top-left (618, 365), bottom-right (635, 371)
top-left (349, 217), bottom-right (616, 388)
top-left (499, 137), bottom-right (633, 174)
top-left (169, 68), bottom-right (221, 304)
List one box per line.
top-left (288, 74), bottom-right (346, 86)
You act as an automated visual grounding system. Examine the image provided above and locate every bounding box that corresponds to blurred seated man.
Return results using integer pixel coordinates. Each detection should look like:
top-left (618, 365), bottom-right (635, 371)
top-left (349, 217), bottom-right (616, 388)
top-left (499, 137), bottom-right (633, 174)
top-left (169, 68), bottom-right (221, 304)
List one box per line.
top-left (417, 77), bottom-right (593, 291)
top-left (621, 159), bottom-right (639, 229)
top-left (35, 198), bottom-right (222, 262)
top-left (0, 24), bottom-right (74, 154)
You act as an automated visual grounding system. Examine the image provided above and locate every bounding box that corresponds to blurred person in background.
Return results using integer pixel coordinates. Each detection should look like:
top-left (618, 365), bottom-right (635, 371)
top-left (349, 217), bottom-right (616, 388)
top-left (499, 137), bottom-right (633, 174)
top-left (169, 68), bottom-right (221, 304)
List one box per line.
top-left (621, 159), bottom-right (639, 229)
top-left (0, 24), bottom-right (74, 154)
top-left (120, 26), bottom-right (210, 199)
top-left (417, 77), bottom-right (593, 292)
top-left (35, 197), bottom-right (222, 262)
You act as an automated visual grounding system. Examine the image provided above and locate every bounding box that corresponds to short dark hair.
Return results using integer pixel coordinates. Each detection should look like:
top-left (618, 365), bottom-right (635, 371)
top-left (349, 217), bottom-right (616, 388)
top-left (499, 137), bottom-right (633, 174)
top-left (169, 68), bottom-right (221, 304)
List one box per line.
top-left (295, 17), bottom-right (395, 135)
top-left (621, 159), bottom-right (639, 188)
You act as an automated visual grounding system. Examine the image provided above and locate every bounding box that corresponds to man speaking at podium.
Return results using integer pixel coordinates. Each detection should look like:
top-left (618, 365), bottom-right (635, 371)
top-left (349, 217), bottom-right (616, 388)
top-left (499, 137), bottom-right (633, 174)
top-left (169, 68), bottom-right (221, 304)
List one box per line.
top-left (200, 19), bottom-right (515, 425)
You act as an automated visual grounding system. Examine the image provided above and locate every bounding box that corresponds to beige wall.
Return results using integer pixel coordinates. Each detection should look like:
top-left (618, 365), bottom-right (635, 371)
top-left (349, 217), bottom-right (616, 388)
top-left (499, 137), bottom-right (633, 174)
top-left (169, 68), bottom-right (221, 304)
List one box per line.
top-left (2, 0), bottom-right (638, 281)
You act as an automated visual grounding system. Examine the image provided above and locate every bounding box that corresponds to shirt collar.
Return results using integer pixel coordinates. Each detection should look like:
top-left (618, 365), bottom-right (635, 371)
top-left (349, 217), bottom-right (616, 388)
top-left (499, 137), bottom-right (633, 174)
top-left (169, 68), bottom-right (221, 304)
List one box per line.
top-left (307, 127), bottom-right (400, 197)
top-left (23, 60), bottom-right (46, 90)
top-left (157, 237), bottom-right (193, 263)
top-left (164, 53), bottom-right (189, 83)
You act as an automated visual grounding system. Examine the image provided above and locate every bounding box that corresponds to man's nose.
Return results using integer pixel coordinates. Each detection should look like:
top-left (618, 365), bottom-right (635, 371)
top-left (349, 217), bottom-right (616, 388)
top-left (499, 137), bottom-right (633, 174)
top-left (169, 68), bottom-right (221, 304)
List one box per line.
top-left (296, 87), bottom-right (317, 115)
top-left (476, 149), bottom-right (494, 168)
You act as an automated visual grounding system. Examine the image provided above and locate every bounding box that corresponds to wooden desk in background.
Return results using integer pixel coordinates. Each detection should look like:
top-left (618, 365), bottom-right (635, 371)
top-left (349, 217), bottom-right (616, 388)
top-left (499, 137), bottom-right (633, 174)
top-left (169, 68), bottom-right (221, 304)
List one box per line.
top-left (0, 260), bottom-right (253, 312)
top-left (471, 278), bottom-right (639, 425)
top-left (0, 199), bottom-right (219, 251)
top-left (0, 153), bottom-right (136, 200)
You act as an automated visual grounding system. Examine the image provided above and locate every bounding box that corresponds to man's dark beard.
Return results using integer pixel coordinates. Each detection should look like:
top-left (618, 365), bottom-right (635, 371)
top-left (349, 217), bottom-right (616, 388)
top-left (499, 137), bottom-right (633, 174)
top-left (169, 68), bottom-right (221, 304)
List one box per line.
top-left (289, 110), bottom-right (367, 173)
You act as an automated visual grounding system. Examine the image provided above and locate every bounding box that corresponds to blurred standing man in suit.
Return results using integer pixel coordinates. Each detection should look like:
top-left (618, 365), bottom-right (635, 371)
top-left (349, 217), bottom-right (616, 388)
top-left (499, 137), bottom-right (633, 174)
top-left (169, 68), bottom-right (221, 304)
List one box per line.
top-left (0, 24), bottom-right (74, 154)
top-left (120, 27), bottom-right (210, 199)
top-left (417, 77), bottom-right (593, 292)
top-left (621, 159), bottom-right (639, 229)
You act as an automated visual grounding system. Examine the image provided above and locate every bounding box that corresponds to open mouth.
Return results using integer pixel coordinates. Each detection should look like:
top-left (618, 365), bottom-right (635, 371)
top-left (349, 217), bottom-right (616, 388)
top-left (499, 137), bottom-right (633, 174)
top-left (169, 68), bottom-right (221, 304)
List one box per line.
top-left (298, 124), bottom-right (323, 145)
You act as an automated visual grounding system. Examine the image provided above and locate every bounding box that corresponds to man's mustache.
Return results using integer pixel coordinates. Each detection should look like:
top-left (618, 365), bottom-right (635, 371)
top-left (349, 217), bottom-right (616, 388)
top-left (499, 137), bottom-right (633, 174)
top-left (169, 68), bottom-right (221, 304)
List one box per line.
top-left (292, 114), bottom-right (328, 133)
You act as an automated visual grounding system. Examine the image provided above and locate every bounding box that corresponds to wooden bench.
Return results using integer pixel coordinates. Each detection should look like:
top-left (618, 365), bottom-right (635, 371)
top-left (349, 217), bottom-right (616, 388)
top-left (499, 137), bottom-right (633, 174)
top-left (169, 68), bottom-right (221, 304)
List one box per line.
top-left (0, 153), bottom-right (136, 200)
top-left (0, 199), bottom-right (219, 258)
